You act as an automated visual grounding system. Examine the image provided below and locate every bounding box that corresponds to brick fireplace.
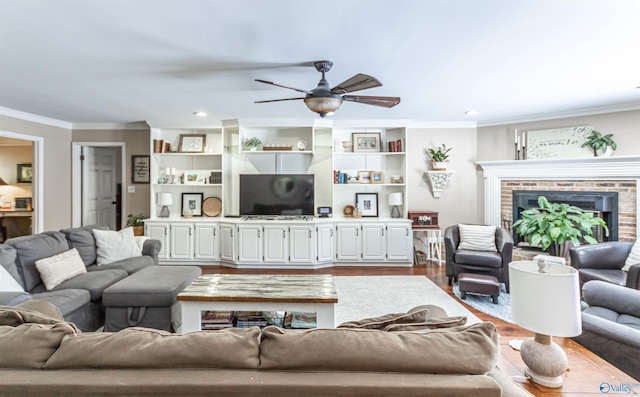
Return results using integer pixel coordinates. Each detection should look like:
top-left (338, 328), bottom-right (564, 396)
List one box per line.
top-left (478, 156), bottom-right (640, 242)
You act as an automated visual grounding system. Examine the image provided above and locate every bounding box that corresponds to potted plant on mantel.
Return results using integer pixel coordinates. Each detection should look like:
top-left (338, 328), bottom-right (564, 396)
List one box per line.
top-left (512, 196), bottom-right (608, 258)
top-left (427, 144), bottom-right (452, 171)
top-left (243, 137), bottom-right (262, 151)
top-left (581, 130), bottom-right (617, 157)
top-left (126, 213), bottom-right (146, 236)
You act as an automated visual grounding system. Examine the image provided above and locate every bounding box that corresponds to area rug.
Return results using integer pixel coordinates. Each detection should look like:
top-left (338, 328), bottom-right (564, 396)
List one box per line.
top-left (452, 283), bottom-right (512, 323)
top-left (333, 276), bottom-right (480, 326)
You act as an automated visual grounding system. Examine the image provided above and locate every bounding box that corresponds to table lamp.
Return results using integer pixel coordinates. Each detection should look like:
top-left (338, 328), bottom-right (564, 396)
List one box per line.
top-left (158, 193), bottom-right (172, 218)
top-left (388, 192), bottom-right (403, 218)
top-left (509, 260), bottom-right (582, 388)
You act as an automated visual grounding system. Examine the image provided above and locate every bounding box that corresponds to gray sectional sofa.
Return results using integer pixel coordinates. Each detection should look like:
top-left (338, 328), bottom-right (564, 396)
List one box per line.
top-left (0, 301), bottom-right (533, 397)
top-left (0, 225), bottom-right (161, 331)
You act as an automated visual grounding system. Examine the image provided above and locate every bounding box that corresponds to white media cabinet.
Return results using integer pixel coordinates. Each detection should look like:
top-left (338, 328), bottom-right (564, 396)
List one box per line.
top-left (146, 119), bottom-right (413, 268)
top-left (145, 217), bottom-right (413, 268)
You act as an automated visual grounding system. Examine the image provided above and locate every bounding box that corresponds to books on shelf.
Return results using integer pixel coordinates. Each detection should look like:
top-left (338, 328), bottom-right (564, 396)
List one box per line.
top-left (387, 139), bottom-right (403, 152)
top-left (201, 310), bottom-right (235, 330)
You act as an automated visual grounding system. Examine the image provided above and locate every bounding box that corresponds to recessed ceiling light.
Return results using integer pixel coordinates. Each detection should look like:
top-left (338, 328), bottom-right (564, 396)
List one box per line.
top-left (193, 111), bottom-right (207, 117)
top-left (465, 109), bottom-right (479, 116)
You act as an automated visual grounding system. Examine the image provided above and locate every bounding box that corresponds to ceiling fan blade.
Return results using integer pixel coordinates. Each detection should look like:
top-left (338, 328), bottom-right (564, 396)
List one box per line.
top-left (255, 79), bottom-right (311, 94)
top-left (255, 97), bottom-right (305, 103)
top-left (342, 95), bottom-right (401, 108)
top-left (330, 74), bottom-right (382, 94)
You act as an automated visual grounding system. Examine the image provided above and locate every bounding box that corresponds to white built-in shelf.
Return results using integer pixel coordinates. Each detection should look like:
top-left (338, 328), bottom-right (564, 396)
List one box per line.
top-left (333, 183), bottom-right (406, 187)
top-left (153, 152), bottom-right (222, 156)
top-left (241, 150), bottom-right (313, 155)
top-left (152, 184), bottom-right (222, 188)
top-left (333, 152), bottom-right (405, 156)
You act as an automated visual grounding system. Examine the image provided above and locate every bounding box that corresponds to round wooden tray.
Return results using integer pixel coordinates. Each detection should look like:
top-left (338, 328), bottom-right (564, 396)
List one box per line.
top-left (202, 197), bottom-right (222, 217)
top-left (343, 205), bottom-right (355, 217)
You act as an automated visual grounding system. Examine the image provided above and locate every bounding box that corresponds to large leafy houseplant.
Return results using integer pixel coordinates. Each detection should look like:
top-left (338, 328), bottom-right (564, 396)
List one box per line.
top-left (513, 196), bottom-right (608, 258)
top-left (427, 144), bottom-right (452, 162)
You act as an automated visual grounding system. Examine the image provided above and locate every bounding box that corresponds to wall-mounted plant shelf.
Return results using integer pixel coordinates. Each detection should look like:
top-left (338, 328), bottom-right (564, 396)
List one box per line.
top-left (426, 171), bottom-right (454, 198)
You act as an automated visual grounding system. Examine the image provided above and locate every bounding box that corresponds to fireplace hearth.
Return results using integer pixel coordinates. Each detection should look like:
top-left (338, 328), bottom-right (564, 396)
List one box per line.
top-left (511, 190), bottom-right (618, 246)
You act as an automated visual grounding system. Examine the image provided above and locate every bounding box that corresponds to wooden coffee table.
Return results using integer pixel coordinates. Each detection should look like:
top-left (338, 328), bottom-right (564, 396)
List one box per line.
top-left (177, 274), bottom-right (338, 333)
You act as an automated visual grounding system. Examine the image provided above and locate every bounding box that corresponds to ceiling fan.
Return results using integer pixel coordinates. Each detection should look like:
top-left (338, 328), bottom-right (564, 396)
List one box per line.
top-left (255, 60), bottom-right (400, 118)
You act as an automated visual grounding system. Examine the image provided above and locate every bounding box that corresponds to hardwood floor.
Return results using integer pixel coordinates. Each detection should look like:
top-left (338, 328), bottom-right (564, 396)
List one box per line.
top-left (199, 262), bottom-right (639, 396)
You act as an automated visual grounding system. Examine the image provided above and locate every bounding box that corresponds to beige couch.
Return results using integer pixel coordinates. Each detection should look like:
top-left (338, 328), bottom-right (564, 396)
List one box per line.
top-left (0, 302), bottom-right (532, 397)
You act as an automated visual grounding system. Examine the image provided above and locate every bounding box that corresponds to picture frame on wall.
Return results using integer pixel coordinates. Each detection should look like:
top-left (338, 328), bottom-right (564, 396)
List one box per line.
top-left (17, 163), bottom-right (33, 183)
top-left (355, 192), bottom-right (379, 217)
top-left (352, 132), bottom-right (381, 153)
top-left (178, 134), bottom-right (206, 153)
top-left (181, 192), bottom-right (204, 217)
top-left (131, 155), bottom-right (150, 184)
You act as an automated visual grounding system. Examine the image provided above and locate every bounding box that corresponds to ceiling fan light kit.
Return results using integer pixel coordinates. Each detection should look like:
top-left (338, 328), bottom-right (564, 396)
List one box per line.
top-left (255, 60), bottom-right (400, 118)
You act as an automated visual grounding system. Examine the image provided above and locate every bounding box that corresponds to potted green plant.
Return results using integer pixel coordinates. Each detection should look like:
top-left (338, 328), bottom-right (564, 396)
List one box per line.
top-left (126, 213), bottom-right (146, 236)
top-left (512, 196), bottom-right (608, 258)
top-left (581, 130), bottom-right (617, 157)
top-left (244, 137), bottom-right (262, 151)
top-left (427, 144), bottom-right (452, 170)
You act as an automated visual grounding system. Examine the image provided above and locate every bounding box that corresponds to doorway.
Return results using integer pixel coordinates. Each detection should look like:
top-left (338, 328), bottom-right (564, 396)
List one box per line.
top-left (71, 142), bottom-right (126, 229)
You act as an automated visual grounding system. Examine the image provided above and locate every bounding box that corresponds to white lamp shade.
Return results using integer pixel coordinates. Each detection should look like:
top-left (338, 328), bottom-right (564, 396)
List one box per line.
top-left (158, 193), bottom-right (173, 206)
top-left (388, 192), bottom-right (403, 206)
top-left (509, 261), bottom-right (582, 337)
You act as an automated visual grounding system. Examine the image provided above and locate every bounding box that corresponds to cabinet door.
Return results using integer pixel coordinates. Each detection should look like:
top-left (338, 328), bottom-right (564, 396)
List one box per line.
top-left (289, 225), bottom-right (314, 263)
top-left (263, 225), bottom-right (287, 263)
top-left (387, 223), bottom-right (412, 261)
top-left (170, 223), bottom-right (193, 259)
top-left (336, 223), bottom-right (361, 262)
top-left (316, 224), bottom-right (334, 263)
top-left (219, 223), bottom-right (235, 262)
top-left (237, 225), bottom-right (262, 263)
top-left (145, 222), bottom-right (169, 259)
top-left (195, 223), bottom-right (220, 260)
top-left (362, 223), bottom-right (386, 261)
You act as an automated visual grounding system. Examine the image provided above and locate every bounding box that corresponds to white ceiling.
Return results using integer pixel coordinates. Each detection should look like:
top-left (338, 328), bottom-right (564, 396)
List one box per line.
top-left (1, 0), bottom-right (639, 128)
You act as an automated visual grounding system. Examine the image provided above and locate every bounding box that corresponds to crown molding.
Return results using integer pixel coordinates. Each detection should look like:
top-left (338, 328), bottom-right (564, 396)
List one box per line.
top-left (0, 106), bottom-right (72, 129)
top-left (72, 121), bottom-right (150, 130)
top-left (477, 102), bottom-right (640, 127)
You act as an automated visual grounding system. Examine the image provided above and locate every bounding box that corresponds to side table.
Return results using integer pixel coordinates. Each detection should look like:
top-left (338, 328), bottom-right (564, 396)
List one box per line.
top-left (413, 228), bottom-right (443, 265)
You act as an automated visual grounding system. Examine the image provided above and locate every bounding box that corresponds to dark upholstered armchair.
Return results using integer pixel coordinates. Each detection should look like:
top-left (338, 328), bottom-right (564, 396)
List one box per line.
top-left (569, 241), bottom-right (640, 290)
top-left (444, 225), bottom-right (513, 292)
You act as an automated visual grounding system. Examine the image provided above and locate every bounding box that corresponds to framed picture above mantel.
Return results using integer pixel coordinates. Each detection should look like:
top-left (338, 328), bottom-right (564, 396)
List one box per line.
top-left (526, 126), bottom-right (594, 159)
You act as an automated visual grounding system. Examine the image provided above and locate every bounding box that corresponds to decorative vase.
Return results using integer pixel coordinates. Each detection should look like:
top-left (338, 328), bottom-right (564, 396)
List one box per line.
top-left (249, 147), bottom-right (258, 151)
top-left (432, 161), bottom-right (448, 171)
top-left (597, 146), bottom-right (613, 157)
top-left (546, 241), bottom-right (573, 259)
top-left (132, 225), bottom-right (144, 236)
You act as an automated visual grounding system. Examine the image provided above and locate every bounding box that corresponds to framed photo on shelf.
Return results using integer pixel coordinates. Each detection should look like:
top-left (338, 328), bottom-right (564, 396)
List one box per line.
top-left (352, 132), bottom-right (381, 153)
top-left (178, 134), bottom-right (206, 153)
top-left (371, 171), bottom-right (383, 184)
top-left (183, 171), bottom-right (203, 185)
top-left (357, 171), bottom-right (372, 184)
top-left (355, 192), bottom-right (379, 217)
top-left (131, 155), bottom-right (150, 184)
top-left (181, 193), bottom-right (204, 217)
top-left (16, 163), bottom-right (33, 183)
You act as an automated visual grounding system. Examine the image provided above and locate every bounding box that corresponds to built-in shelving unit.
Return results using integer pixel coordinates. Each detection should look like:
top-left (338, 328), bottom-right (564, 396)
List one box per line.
top-left (146, 119), bottom-right (412, 268)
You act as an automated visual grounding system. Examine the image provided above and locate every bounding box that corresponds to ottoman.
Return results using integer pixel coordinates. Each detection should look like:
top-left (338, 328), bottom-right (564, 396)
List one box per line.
top-left (102, 265), bottom-right (201, 332)
top-left (458, 272), bottom-right (500, 304)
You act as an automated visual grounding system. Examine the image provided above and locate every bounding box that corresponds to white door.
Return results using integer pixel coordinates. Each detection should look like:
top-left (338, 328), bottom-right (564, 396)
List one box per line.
top-left (336, 223), bottom-right (361, 262)
top-left (237, 225), bottom-right (262, 263)
top-left (387, 223), bottom-right (412, 261)
top-left (220, 223), bottom-right (235, 262)
top-left (289, 225), bottom-right (314, 263)
top-left (362, 223), bottom-right (386, 261)
top-left (82, 147), bottom-right (117, 229)
top-left (170, 223), bottom-right (193, 259)
top-left (316, 224), bottom-right (334, 263)
top-left (263, 225), bottom-right (287, 263)
top-left (195, 223), bottom-right (220, 260)
top-left (146, 222), bottom-right (169, 259)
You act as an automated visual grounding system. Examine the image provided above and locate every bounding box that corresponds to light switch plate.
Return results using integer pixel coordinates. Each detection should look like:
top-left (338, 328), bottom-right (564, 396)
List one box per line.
top-left (127, 186), bottom-right (135, 193)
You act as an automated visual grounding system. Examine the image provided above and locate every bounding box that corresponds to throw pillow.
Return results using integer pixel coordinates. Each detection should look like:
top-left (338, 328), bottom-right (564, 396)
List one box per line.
top-left (134, 235), bottom-right (149, 252)
top-left (0, 264), bottom-right (24, 292)
top-left (458, 224), bottom-right (497, 251)
top-left (93, 227), bottom-right (142, 265)
top-left (623, 240), bottom-right (640, 271)
top-left (383, 316), bottom-right (468, 332)
top-left (336, 309), bottom-right (429, 330)
top-left (34, 248), bottom-right (87, 291)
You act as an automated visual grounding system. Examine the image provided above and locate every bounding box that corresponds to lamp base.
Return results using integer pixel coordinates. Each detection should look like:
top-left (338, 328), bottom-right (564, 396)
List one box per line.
top-left (390, 205), bottom-right (401, 218)
top-left (520, 334), bottom-right (568, 388)
top-left (160, 205), bottom-right (170, 218)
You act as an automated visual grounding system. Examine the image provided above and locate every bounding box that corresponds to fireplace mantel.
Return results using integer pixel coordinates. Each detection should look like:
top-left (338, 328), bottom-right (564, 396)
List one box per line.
top-left (477, 155), bottom-right (640, 237)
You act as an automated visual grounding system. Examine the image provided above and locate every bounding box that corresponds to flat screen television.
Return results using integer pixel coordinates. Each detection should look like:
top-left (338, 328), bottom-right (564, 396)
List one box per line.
top-left (239, 174), bottom-right (314, 216)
